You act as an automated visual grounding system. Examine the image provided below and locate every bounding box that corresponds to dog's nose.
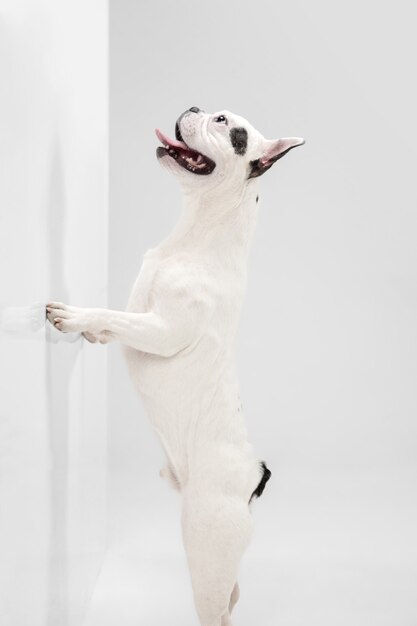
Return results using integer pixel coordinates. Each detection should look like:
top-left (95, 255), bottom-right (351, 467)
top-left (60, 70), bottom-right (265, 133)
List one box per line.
top-left (188, 106), bottom-right (201, 113)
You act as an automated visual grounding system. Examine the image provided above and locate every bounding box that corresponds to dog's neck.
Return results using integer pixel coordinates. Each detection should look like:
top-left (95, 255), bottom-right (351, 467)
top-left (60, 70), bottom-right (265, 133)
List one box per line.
top-left (157, 181), bottom-right (261, 266)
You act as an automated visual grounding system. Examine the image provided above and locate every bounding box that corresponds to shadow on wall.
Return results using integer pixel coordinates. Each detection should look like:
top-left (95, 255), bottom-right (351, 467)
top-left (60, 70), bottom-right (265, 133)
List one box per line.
top-left (45, 139), bottom-right (81, 626)
top-left (0, 140), bottom-right (84, 626)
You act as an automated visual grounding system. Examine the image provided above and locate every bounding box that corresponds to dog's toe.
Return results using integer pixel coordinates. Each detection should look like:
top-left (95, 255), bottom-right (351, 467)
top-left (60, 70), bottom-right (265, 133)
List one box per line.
top-left (53, 317), bottom-right (64, 330)
top-left (83, 331), bottom-right (98, 343)
top-left (47, 301), bottom-right (66, 310)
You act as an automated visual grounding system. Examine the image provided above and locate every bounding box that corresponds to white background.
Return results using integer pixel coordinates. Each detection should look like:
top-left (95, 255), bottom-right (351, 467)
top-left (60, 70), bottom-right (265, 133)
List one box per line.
top-left (89, 1), bottom-right (417, 625)
top-left (1, 1), bottom-right (416, 625)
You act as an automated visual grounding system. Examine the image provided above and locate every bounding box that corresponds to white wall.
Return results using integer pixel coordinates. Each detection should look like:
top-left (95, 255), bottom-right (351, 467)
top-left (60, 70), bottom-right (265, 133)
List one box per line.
top-left (0, 3), bottom-right (108, 625)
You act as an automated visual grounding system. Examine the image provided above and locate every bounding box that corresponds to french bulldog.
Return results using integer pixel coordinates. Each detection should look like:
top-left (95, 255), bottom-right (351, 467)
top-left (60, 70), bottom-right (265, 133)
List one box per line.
top-left (46, 107), bottom-right (304, 626)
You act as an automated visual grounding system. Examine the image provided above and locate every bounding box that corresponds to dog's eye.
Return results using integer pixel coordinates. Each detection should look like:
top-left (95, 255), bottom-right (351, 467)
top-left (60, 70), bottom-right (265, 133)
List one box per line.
top-left (214, 115), bottom-right (227, 124)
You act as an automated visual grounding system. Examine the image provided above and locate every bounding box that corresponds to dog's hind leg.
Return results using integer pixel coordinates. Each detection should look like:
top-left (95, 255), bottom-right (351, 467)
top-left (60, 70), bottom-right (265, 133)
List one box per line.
top-left (218, 583), bottom-right (239, 626)
top-left (228, 582), bottom-right (240, 614)
top-left (181, 490), bottom-right (252, 626)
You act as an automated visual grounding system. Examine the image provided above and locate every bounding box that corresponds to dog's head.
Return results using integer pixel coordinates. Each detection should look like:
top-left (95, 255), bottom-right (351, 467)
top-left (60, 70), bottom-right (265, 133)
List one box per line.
top-left (156, 107), bottom-right (304, 195)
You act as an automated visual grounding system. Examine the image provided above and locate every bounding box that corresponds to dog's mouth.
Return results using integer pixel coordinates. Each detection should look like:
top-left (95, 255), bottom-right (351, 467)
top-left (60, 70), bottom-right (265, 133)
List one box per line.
top-left (155, 128), bottom-right (216, 175)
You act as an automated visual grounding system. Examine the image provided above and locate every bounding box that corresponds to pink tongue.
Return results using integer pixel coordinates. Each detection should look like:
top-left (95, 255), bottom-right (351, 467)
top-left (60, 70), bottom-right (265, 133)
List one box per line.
top-left (155, 128), bottom-right (188, 150)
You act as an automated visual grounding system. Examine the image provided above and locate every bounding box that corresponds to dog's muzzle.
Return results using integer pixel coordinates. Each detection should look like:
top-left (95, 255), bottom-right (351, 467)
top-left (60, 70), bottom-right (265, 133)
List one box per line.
top-left (156, 107), bottom-right (215, 176)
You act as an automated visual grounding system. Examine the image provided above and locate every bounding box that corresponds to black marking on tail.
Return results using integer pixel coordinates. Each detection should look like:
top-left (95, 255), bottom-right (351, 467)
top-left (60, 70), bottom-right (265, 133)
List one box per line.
top-left (249, 461), bottom-right (271, 503)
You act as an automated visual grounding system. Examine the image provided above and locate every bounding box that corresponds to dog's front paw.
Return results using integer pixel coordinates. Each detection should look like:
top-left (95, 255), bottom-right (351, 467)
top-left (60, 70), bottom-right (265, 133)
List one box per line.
top-left (82, 330), bottom-right (99, 343)
top-left (46, 301), bottom-right (95, 334)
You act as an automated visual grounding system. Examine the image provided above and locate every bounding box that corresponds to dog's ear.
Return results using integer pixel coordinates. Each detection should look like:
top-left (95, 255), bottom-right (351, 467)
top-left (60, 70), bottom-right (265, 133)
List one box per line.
top-left (249, 137), bottom-right (305, 179)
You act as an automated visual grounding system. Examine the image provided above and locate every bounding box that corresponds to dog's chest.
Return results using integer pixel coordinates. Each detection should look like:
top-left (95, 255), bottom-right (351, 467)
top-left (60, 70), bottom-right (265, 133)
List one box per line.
top-left (126, 250), bottom-right (246, 322)
top-left (126, 254), bottom-right (157, 312)
top-left (123, 249), bottom-right (246, 401)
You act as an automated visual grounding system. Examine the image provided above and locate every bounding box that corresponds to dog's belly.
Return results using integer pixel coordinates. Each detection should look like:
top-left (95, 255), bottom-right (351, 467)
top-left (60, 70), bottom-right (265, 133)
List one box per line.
top-left (122, 250), bottom-right (257, 494)
top-left (122, 339), bottom-right (260, 498)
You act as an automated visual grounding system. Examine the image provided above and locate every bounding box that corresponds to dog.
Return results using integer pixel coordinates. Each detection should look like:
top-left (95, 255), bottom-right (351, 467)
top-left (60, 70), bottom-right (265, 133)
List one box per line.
top-left (46, 107), bottom-right (304, 626)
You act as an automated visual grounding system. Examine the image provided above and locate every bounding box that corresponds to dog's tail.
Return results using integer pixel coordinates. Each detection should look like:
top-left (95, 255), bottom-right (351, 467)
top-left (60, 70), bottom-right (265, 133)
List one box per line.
top-left (181, 485), bottom-right (252, 626)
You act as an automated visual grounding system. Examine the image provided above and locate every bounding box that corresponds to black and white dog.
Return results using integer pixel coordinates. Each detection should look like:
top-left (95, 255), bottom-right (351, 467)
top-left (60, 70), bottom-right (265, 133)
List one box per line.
top-left (46, 107), bottom-right (304, 626)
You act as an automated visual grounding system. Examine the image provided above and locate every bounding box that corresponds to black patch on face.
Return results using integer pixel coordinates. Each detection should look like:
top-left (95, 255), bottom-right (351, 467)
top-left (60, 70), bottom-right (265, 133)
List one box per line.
top-left (256, 195), bottom-right (259, 203)
top-left (230, 127), bottom-right (248, 156)
top-left (249, 461), bottom-right (271, 503)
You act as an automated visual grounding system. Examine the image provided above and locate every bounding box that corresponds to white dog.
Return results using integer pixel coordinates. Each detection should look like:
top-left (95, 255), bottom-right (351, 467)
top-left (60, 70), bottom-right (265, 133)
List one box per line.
top-left (46, 107), bottom-right (304, 626)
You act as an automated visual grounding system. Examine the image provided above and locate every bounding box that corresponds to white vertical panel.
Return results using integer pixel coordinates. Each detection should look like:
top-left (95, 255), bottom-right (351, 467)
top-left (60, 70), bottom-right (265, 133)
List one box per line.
top-left (0, 2), bottom-right (108, 625)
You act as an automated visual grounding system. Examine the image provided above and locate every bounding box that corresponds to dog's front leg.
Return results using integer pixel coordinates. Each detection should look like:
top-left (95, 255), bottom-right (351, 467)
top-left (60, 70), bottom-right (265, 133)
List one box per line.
top-left (46, 301), bottom-right (198, 356)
